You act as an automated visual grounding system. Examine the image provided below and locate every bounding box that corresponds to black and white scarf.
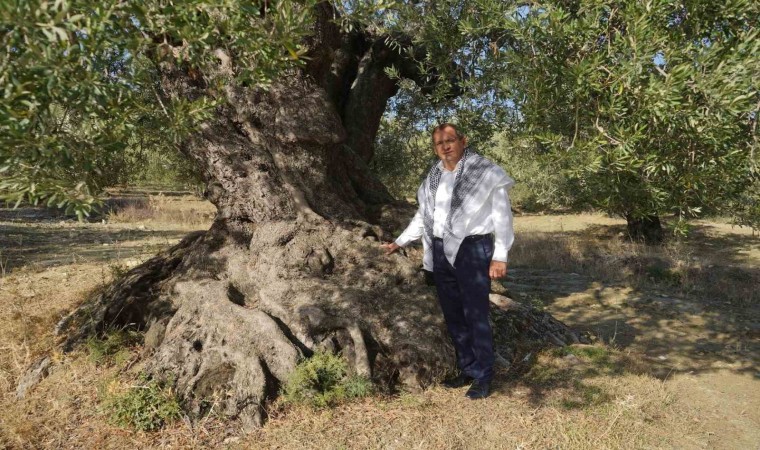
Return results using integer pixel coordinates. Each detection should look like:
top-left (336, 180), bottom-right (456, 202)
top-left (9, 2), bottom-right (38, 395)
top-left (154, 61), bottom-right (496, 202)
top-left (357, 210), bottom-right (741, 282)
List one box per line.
top-left (417, 148), bottom-right (512, 270)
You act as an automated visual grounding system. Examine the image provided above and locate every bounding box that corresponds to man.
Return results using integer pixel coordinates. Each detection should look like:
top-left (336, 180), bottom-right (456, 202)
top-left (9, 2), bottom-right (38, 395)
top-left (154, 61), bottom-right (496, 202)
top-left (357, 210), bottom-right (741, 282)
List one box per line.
top-left (381, 123), bottom-right (514, 400)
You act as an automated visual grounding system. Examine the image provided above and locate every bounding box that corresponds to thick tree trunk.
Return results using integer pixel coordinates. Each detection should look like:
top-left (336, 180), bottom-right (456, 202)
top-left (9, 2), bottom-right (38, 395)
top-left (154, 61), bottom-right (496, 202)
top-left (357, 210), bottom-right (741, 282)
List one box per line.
top-left (625, 214), bottom-right (664, 244)
top-left (48, 4), bottom-right (582, 428)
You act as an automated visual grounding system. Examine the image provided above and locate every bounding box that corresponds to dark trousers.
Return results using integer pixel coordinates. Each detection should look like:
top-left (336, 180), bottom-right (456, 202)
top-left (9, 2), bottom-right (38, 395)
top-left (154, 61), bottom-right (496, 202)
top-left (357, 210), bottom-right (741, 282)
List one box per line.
top-left (433, 235), bottom-right (495, 383)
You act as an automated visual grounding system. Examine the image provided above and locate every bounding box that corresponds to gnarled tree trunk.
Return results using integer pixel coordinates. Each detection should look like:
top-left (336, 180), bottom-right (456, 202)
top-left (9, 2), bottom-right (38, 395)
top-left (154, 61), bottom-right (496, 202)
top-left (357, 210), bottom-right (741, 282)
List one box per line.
top-left (625, 213), bottom-right (664, 244)
top-left (52, 3), bottom-right (580, 428)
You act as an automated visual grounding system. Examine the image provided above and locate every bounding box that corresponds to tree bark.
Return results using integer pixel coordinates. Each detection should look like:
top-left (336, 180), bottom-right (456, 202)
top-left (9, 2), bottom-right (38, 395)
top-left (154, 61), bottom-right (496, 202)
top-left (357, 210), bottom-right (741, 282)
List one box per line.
top-left (625, 214), bottom-right (664, 244)
top-left (49, 4), bottom-right (582, 428)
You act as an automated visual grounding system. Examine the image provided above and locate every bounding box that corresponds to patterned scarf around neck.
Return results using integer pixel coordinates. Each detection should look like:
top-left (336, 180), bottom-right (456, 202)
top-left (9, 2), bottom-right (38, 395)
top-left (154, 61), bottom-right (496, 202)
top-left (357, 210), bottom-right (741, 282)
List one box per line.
top-left (420, 148), bottom-right (510, 269)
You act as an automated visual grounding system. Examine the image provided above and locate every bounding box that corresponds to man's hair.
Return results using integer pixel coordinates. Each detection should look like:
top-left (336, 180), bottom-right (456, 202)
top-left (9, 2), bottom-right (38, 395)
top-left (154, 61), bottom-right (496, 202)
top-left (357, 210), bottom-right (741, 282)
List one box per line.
top-left (431, 123), bottom-right (465, 140)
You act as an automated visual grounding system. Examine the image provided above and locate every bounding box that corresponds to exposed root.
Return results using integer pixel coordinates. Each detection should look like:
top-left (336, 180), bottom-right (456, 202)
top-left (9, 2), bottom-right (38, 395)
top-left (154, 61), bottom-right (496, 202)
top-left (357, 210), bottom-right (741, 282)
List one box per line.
top-left (40, 219), bottom-right (582, 427)
top-left (489, 293), bottom-right (585, 365)
top-left (55, 230), bottom-right (207, 351)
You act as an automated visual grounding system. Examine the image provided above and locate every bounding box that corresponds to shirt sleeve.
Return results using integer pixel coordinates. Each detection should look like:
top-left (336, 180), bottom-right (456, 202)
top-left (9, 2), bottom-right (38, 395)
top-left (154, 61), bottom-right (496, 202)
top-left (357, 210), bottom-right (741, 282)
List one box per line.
top-left (394, 208), bottom-right (425, 247)
top-left (490, 185), bottom-right (514, 263)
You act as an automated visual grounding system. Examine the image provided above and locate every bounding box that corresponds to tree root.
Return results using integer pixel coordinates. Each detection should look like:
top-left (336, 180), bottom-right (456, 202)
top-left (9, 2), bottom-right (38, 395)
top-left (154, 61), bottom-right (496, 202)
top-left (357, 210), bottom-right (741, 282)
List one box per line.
top-left (40, 220), bottom-right (582, 428)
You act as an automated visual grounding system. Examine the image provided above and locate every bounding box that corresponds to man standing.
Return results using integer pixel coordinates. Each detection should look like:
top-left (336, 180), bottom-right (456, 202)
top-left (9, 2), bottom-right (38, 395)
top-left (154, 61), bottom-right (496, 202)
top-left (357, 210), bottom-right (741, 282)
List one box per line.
top-left (382, 123), bottom-right (514, 399)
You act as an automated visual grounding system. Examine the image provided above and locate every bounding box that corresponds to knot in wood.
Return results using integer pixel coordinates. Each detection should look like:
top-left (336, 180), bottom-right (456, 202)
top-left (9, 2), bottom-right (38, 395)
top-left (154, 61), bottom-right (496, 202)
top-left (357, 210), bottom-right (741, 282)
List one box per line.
top-left (305, 247), bottom-right (334, 275)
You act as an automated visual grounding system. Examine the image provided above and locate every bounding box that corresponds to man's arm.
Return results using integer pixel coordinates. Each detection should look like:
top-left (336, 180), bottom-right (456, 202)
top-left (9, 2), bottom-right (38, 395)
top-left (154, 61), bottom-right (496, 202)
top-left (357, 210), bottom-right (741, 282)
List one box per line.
top-left (382, 208), bottom-right (424, 255)
top-left (489, 185), bottom-right (514, 279)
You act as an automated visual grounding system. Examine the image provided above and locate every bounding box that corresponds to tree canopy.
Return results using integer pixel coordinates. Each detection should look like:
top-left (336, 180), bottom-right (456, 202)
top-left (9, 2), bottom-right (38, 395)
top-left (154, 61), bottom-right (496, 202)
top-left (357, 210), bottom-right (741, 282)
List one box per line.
top-left (1, 0), bottom-right (315, 217)
top-left (500, 0), bottom-right (759, 234)
top-left (2, 0), bottom-right (758, 230)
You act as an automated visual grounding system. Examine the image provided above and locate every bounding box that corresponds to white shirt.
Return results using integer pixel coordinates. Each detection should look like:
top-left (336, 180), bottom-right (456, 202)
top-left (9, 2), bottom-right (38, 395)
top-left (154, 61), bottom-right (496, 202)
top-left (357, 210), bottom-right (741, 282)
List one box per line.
top-left (394, 162), bottom-right (514, 263)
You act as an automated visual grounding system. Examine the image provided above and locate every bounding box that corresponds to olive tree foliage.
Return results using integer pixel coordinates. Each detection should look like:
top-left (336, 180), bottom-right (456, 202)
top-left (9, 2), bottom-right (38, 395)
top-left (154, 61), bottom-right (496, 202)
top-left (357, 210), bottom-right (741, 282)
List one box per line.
top-left (0, 0), bottom-right (316, 218)
top-left (372, 79), bottom-right (519, 201)
top-left (2, 0), bottom-right (508, 215)
top-left (373, 0), bottom-right (759, 235)
top-left (5, 0), bottom-right (756, 230)
top-left (369, 0), bottom-right (523, 200)
top-left (476, 0), bottom-right (759, 236)
top-left (488, 132), bottom-right (579, 212)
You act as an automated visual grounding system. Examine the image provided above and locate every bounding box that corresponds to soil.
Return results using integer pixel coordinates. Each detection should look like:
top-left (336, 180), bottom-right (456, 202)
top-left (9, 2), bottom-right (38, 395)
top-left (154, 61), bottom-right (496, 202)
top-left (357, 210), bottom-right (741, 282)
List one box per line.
top-left (511, 213), bottom-right (759, 449)
top-left (1, 201), bottom-right (757, 449)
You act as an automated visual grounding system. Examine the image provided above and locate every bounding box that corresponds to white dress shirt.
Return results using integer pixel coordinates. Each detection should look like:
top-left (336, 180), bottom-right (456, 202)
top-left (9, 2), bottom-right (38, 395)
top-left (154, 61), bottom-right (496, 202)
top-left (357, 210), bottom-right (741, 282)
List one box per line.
top-left (394, 161), bottom-right (514, 263)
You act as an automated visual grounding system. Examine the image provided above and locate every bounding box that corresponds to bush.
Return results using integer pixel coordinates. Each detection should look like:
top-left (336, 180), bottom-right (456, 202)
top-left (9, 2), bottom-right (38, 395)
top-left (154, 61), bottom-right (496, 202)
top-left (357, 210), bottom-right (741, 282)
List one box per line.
top-left (104, 374), bottom-right (182, 432)
top-left (281, 351), bottom-right (374, 408)
top-left (728, 176), bottom-right (760, 232)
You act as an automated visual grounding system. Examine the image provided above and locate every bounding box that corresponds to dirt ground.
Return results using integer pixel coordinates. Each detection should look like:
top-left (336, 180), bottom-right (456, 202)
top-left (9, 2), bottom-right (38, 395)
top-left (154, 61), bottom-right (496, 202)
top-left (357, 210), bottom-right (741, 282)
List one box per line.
top-left (0, 196), bottom-right (757, 449)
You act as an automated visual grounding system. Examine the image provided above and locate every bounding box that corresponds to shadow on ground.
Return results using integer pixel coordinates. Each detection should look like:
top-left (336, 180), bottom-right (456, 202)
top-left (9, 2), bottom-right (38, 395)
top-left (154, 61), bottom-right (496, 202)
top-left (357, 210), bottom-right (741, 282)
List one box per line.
top-left (0, 223), bottom-right (193, 272)
top-left (500, 224), bottom-right (759, 383)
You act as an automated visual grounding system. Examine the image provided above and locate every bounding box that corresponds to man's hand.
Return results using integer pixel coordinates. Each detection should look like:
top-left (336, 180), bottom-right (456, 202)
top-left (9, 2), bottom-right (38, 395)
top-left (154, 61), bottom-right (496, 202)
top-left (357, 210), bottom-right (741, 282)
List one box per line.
top-left (381, 242), bottom-right (401, 255)
top-left (489, 260), bottom-right (508, 279)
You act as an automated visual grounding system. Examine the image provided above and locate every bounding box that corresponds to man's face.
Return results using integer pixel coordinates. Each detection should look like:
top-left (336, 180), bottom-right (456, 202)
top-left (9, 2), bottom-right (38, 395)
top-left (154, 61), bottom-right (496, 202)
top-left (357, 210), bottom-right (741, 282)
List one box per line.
top-left (433, 127), bottom-right (467, 168)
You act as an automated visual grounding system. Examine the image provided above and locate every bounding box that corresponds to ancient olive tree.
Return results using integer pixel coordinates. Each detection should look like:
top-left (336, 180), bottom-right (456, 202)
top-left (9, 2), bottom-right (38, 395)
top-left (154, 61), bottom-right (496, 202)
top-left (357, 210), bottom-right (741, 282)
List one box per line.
top-left (5, 1), bottom-right (579, 427)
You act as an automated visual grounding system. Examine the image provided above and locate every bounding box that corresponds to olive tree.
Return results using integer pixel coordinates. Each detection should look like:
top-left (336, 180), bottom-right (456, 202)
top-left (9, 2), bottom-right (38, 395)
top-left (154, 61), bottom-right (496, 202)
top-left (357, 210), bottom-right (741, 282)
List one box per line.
top-left (462, 0), bottom-right (760, 241)
top-left (5, 1), bottom-right (580, 427)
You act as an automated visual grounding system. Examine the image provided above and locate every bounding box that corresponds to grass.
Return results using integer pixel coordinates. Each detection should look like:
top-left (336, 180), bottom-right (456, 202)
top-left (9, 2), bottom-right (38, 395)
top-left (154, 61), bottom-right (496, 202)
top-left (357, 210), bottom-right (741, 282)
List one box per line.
top-left (511, 215), bottom-right (759, 308)
top-left (280, 351), bottom-right (374, 409)
top-left (1, 206), bottom-right (757, 449)
top-left (257, 369), bottom-right (688, 449)
top-left (102, 373), bottom-right (182, 432)
top-left (105, 192), bottom-right (215, 228)
top-left (552, 345), bottom-right (615, 370)
top-left (86, 327), bottom-right (143, 366)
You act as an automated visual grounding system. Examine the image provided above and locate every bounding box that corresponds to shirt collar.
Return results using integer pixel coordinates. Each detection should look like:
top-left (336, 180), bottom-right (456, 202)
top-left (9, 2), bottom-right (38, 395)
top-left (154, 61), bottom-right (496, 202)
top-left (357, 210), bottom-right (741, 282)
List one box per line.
top-left (436, 159), bottom-right (462, 173)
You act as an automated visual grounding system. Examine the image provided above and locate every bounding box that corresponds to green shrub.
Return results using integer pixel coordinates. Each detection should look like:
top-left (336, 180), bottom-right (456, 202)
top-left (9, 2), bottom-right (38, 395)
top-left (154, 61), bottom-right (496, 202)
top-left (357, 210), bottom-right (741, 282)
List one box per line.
top-left (281, 351), bottom-right (374, 408)
top-left (340, 373), bottom-right (375, 399)
top-left (551, 345), bottom-right (619, 374)
top-left (645, 265), bottom-right (683, 287)
top-left (86, 328), bottom-right (142, 366)
top-left (104, 374), bottom-right (182, 432)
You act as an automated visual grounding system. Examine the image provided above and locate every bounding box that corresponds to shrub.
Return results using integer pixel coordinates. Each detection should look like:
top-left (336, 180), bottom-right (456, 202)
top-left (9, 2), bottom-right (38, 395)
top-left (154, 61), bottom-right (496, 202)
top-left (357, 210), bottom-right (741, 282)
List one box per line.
top-left (281, 351), bottom-right (374, 408)
top-left (104, 374), bottom-right (182, 432)
top-left (728, 176), bottom-right (760, 232)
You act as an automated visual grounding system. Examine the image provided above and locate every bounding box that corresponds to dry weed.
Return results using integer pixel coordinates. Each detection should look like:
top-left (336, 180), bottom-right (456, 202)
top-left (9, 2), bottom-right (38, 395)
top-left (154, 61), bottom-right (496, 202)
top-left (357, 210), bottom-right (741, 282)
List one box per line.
top-left (511, 214), bottom-right (758, 306)
top-left (106, 193), bottom-right (215, 229)
top-left (1, 211), bottom-right (756, 449)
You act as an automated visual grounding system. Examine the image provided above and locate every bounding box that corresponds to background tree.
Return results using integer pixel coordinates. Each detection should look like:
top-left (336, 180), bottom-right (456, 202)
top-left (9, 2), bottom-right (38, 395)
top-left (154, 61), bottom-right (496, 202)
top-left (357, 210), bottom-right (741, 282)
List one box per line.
top-left (372, 0), bottom-right (759, 230)
top-left (472, 0), bottom-right (759, 241)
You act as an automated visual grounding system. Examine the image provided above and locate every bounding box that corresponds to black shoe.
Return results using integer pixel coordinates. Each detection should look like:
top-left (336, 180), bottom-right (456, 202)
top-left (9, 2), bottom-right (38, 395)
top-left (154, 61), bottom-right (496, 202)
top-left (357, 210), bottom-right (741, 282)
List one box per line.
top-left (442, 373), bottom-right (473, 389)
top-left (465, 380), bottom-right (491, 399)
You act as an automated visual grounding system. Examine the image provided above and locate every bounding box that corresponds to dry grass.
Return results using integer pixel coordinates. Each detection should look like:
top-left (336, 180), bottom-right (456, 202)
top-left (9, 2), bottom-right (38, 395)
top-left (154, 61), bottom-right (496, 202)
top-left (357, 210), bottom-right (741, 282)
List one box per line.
top-left (251, 350), bottom-right (696, 450)
top-left (1, 209), bottom-right (757, 449)
top-left (5, 341), bottom-right (694, 449)
top-left (105, 193), bottom-right (215, 229)
top-left (512, 214), bottom-right (759, 307)
top-left (0, 349), bottom-right (231, 449)
top-left (0, 263), bottom-right (102, 395)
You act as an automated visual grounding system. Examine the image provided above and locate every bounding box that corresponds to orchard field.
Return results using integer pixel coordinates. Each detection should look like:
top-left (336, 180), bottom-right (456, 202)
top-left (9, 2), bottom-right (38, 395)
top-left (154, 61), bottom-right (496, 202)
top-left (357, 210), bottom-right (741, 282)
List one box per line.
top-left (1, 192), bottom-right (757, 449)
